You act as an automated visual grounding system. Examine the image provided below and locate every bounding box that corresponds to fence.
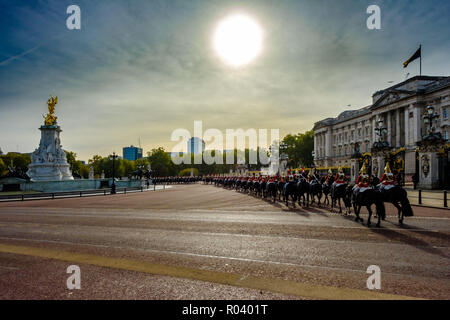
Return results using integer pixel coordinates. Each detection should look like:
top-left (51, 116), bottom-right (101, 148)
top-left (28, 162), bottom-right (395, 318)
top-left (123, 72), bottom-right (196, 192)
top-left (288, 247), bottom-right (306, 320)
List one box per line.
top-left (413, 189), bottom-right (448, 208)
top-left (0, 185), bottom-right (166, 202)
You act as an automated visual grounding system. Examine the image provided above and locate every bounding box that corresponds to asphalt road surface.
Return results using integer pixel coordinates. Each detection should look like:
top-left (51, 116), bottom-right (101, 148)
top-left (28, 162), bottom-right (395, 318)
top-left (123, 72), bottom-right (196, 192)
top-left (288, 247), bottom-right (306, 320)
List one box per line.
top-left (0, 184), bottom-right (448, 300)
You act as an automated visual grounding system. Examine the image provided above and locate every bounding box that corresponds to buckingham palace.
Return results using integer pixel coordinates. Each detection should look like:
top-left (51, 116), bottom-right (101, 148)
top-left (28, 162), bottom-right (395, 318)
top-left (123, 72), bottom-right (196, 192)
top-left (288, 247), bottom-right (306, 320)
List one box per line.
top-left (313, 75), bottom-right (450, 189)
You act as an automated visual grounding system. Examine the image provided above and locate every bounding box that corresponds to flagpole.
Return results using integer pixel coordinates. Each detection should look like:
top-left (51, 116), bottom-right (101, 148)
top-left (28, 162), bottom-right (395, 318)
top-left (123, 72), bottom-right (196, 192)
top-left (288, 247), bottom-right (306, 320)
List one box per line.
top-left (419, 44), bottom-right (422, 76)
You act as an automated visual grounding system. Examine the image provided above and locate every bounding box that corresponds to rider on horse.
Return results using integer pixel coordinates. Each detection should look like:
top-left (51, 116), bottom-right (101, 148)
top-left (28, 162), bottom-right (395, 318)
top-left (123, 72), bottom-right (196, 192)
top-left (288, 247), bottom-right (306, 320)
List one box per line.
top-left (353, 163), bottom-right (371, 195)
top-left (308, 167), bottom-right (319, 184)
top-left (333, 167), bottom-right (346, 187)
top-left (379, 162), bottom-right (396, 190)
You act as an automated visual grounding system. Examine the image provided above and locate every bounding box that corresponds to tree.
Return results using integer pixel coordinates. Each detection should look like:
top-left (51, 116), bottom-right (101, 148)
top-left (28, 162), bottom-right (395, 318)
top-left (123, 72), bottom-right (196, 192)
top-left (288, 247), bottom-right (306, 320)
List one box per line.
top-left (0, 158), bottom-right (6, 176)
top-left (178, 168), bottom-right (199, 176)
top-left (65, 150), bottom-right (89, 178)
top-left (147, 147), bottom-right (176, 177)
top-left (281, 130), bottom-right (314, 168)
top-left (0, 152), bottom-right (31, 173)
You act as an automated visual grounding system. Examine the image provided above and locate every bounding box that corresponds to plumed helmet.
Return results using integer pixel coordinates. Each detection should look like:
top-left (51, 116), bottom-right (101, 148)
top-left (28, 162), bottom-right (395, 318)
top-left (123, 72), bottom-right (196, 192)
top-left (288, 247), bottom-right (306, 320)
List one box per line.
top-left (384, 162), bottom-right (392, 174)
top-left (359, 163), bottom-right (367, 175)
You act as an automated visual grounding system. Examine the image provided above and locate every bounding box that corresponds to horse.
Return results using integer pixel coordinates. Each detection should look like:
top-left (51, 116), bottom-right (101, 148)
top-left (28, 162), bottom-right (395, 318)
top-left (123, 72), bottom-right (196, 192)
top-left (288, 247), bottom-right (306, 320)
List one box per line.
top-left (284, 181), bottom-right (298, 208)
top-left (322, 182), bottom-right (331, 206)
top-left (296, 177), bottom-right (309, 207)
top-left (266, 181), bottom-right (278, 202)
top-left (277, 181), bottom-right (285, 201)
top-left (377, 185), bottom-right (413, 224)
top-left (260, 180), bottom-right (268, 198)
top-left (330, 183), bottom-right (349, 214)
top-left (351, 187), bottom-right (386, 227)
top-left (309, 178), bottom-right (323, 207)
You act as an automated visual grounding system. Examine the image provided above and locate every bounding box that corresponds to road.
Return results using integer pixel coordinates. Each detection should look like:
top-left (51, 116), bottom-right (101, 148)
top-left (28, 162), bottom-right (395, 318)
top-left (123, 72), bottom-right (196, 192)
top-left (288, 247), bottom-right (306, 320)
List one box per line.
top-left (0, 184), bottom-right (448, 299)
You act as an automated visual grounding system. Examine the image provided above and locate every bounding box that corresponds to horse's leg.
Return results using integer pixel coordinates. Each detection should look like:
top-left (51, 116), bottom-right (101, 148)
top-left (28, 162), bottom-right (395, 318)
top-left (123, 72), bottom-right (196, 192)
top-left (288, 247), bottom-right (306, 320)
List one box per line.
top-left (393, 201), bottom-right (403, 224)
top-left (367, 206), bottom-right (372, 227)
top-left (338, 198), bottom-right (342, 214)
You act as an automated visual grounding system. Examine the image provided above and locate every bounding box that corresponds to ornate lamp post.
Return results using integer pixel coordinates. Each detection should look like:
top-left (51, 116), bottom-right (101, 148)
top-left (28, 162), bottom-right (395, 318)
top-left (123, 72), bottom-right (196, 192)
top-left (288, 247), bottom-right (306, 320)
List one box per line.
top-left (373, 117), bottom-right (388, 149)
top-left (422, 105), bottom-right (441, 141)
top-left (109, 152), bottom-right (118, 194)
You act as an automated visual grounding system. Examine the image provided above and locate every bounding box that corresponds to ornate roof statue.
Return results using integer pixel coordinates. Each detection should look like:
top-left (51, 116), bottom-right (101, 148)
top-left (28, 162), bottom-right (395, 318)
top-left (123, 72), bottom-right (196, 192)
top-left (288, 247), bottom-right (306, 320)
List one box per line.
top-left (44, 95), bottom-right (58, 126)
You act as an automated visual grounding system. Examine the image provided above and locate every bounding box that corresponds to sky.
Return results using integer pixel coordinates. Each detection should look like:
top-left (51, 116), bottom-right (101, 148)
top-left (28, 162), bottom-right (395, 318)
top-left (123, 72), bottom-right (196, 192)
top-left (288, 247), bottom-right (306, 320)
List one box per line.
top-left (0, 0), bottom-right (449, 161)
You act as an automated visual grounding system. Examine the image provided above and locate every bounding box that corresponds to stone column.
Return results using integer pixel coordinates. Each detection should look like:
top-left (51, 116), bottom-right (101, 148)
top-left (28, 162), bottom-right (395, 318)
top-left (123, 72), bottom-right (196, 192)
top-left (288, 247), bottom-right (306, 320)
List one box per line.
top-left (395, 109), bottom-right (400, 147)
top-left (404, 106), bottom-right (410, 147)
top-left (314, 134), bottom-right (318, 163)
top-left (413, 106), bottom-right (421, 144)
top-left (372, 117), bottom-right (376, 145)
top-left (386, 111), bottom-right (392, 146)
top-left (325, 130), bottom-right (331, 158)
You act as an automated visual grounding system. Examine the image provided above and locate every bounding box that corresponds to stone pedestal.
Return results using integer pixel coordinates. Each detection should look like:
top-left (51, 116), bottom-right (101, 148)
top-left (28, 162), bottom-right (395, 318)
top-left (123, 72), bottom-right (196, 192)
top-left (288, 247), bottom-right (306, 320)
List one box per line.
top-left (372, 156), bottom-right (385, 179)
top-left (27, 125), bottom-right (73, 181)
top-left (417, 152), bottom-right (440, 189)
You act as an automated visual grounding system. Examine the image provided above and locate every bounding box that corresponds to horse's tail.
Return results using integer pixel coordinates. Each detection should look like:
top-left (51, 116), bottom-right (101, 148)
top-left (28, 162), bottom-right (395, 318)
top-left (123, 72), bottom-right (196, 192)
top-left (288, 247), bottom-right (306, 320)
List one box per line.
top-left (401, 189), bottom-right (414, 217)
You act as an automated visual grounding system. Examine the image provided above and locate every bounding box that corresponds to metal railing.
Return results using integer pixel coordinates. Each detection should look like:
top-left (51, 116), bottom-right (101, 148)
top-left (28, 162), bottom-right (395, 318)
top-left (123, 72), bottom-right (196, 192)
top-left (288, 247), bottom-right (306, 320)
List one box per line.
top-left (416, 189), bottom-right (448, 208)
top-left (0, 185), bottom-right (166, 202)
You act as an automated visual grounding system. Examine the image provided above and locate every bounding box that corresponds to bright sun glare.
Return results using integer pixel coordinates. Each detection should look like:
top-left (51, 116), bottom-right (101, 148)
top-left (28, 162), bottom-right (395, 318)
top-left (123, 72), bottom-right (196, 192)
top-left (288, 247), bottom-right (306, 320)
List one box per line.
top-left (213, 14), bottom-right (263, 67)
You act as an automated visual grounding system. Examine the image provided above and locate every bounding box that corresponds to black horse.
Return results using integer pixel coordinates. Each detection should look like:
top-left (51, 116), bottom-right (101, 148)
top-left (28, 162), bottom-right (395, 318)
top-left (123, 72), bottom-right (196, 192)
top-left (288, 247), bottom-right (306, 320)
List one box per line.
top-left (266, 181), bottom-right (278, 202)
top-left (277, 180), bottom-right (285, 201)
top-left (296, 177), bottom-right (309, 207)
top-left (309, 178), bottom-right (322, 207)
top-left (330, 183), bottom-right (349, 214)
top-left (284, 181), bottom-right (298, 208)
top-left (377, 185), bottom-right (413, 224)
top-left (352, 187), bottom-right (386, 227)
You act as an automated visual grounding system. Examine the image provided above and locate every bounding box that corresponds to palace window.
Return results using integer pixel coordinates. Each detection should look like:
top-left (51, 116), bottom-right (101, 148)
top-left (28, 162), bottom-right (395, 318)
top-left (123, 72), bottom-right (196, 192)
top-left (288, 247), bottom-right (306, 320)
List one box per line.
top-left (444, 131), bottom-right (449, 141)
top-left (444, 107), bottom-right (448, 119)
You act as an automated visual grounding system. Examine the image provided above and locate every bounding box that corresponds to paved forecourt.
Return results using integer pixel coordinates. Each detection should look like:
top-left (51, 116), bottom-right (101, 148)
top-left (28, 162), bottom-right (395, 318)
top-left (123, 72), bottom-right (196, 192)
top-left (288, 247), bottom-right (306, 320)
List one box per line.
top-left (0, 184), bottom-right (448, 299)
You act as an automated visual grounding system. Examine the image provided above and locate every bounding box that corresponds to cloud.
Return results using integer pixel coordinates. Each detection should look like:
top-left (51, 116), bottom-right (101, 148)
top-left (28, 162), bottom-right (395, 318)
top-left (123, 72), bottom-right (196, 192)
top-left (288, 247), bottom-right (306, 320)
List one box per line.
top-left (0, 0), bottom-right (449, 160)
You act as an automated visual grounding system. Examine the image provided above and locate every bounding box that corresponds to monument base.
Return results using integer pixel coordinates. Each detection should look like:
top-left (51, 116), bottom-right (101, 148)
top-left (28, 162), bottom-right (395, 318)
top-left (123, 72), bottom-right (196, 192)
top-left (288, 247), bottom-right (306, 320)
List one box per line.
top-left (27, 125), bottom-right (74, 181)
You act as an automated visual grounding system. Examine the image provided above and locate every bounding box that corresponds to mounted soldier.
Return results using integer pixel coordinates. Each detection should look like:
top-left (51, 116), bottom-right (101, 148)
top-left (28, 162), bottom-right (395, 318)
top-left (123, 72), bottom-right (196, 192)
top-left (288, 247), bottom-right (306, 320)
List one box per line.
top-left (379, 162), bottom-right (395, 190)
top-left (353, 163), bottom-right (371, 196)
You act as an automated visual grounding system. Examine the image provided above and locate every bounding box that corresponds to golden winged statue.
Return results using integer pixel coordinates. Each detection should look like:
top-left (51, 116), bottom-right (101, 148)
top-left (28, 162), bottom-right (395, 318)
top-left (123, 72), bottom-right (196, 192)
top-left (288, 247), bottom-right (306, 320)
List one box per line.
top-left (44, 95), bottom-right (58, 126)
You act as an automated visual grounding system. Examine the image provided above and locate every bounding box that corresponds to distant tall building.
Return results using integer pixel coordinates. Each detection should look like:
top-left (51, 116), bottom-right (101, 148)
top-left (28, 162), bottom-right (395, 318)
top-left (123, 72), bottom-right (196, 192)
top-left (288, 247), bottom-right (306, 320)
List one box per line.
top-left (187, 137), bottom-right (205, 155)
top-left (123, 145), bottom-right (143, 161)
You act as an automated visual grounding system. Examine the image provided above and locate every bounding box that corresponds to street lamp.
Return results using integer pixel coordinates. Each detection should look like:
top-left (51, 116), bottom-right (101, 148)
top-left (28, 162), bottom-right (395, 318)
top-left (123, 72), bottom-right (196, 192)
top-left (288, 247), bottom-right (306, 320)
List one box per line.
top-left (109, 152), bottom-right (118, 194)
top-left (422, 105), bottom-right (441, 141)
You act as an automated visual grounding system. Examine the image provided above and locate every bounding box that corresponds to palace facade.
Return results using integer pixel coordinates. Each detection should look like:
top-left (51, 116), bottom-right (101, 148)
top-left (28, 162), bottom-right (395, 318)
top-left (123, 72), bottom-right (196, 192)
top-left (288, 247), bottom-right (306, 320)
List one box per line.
top-left (313, 75), bottom-right (450, 185)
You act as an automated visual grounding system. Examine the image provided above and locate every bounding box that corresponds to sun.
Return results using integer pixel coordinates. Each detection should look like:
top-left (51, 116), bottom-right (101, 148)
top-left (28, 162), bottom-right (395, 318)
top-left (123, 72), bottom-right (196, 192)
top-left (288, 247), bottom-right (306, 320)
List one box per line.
top-left (213, 14), bottom-right (263, 67)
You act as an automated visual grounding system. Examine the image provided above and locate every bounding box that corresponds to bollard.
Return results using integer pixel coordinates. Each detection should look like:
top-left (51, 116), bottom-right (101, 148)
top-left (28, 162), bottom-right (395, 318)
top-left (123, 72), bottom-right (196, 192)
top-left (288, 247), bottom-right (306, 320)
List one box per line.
top-left (124, 188), bottom-right (127, 194)
top-left (104, 190), bottom-right (106, 196)
top-left (80, 191), bottom-right (82, 197)
top-left (154, 184), bottom-right (156, 191)
top-left (444, 191), bottom-right (448, 208)
top-left (141, 186), bottom-right (143, 192)
top-left (21, 194), bottom-right (24, 201)
top-left (163, 184), bottom-right (165, 190)
top-left (52, 193), bottom-right (54, 199)
top-left (418, 190), bottom-right (422, 205)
